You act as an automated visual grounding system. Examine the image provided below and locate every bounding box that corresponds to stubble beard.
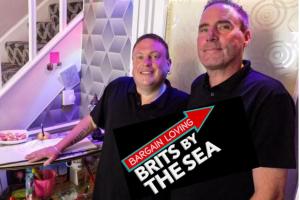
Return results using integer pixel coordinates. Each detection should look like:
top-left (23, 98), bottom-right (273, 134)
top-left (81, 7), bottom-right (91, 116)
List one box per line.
top-left (200, 53), bottom-right (227, 71)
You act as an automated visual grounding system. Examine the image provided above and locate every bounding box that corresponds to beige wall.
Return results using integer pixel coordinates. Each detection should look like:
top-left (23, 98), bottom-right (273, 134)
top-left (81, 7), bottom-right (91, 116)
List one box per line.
top-left (166, 0), bottom-right (298, 98)
top-left (0, 0), bottom-right (43, 37)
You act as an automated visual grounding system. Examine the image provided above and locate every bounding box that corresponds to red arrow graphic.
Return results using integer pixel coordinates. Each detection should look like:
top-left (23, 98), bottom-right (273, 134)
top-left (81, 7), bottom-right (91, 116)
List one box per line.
top-left (185, 107), bottom-right (213, 131)
top-left (122, 106), bottom-right (214, 172)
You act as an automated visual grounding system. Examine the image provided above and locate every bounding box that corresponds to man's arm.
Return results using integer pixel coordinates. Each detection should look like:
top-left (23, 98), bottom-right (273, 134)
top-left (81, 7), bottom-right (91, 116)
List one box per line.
top-left (250, 167), bottom-right (287, 200)
top-left (55, 115), bottom-right (97, 152)
top-left (25, 115), bottom-right (97, 166)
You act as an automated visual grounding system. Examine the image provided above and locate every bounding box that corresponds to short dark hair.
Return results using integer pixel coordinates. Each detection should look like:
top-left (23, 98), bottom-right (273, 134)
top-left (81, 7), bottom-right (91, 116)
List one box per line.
top-left (133, 33), bottom-right (170, 60)
top-left (204, 0), bottom-right (249, 32)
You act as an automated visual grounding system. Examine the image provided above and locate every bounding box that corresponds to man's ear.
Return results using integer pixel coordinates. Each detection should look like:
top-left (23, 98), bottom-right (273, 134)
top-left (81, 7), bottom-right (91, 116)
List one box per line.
top-left (243, 29), bottom-right (251, 47)
top-left (167, 59), bottom-right (172, 72)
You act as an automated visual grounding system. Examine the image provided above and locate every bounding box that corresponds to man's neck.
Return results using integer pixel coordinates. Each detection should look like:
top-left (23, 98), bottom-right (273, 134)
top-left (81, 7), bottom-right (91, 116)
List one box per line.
top-left (207, 62), bottom-right (244, 87)
top-left (137, 83), bottom-right (167, 105)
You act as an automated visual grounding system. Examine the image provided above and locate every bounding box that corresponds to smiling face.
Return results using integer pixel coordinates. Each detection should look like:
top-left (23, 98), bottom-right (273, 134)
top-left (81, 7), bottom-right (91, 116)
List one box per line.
top-left (197, 3), bottom-right (250, 71)
top-left (132, 38), bottom-right (171, 92)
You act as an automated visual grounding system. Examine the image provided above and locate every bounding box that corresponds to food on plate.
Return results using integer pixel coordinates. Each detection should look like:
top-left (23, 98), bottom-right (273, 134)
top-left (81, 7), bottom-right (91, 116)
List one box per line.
top-left (0, 132), bottom-right (27, 141)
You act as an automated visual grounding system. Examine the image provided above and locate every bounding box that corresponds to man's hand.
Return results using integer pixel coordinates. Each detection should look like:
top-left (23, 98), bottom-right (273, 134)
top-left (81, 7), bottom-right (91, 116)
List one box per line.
top-left (25, 146), bottom-right (60, 166)
top-left (25, 115), bottom-right (96, 166)
top-left (250, 167), bottom-right (287, 200)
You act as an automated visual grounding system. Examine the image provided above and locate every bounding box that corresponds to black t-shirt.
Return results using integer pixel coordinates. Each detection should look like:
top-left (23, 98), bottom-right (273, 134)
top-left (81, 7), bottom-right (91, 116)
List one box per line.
top-left (170, 60), bottom-right (296, 200)
top-left (90, 77), bottom-right (189, 200)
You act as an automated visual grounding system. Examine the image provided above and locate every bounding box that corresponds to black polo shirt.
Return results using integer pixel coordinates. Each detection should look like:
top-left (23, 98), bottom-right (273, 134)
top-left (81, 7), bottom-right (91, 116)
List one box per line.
top-left (90, 77), bottom-right (188, 200)
top-left (170, 60), bottom-right (296, 199)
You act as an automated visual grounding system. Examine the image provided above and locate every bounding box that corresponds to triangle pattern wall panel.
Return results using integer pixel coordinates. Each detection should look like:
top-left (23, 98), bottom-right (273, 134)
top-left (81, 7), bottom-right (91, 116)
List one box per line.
top-left (80, 0), bottom-right (133, 116)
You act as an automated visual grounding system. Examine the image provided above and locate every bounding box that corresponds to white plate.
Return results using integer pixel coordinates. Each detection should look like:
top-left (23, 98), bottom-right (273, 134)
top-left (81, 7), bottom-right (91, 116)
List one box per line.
top-left (0, 130), bottom-right (29, 145)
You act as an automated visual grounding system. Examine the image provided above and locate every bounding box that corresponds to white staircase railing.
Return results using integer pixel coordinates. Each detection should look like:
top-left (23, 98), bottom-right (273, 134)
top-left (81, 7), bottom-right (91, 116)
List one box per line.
top-left (28, 0), bottom-right (37, 60)
top-left (59, 0), bottom-right (67, 31)
top-left (28, 0), bottom-right (68, 61)
top-left (0, 0), bottom-right (69, 88)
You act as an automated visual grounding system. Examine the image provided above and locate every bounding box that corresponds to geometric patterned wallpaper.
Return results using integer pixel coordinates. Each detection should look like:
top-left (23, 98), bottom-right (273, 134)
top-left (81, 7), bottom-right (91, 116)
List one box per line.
top-left (80, 0), bottom-right (132, 116)
top-left (166, 0), bottom-right (298, 99)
